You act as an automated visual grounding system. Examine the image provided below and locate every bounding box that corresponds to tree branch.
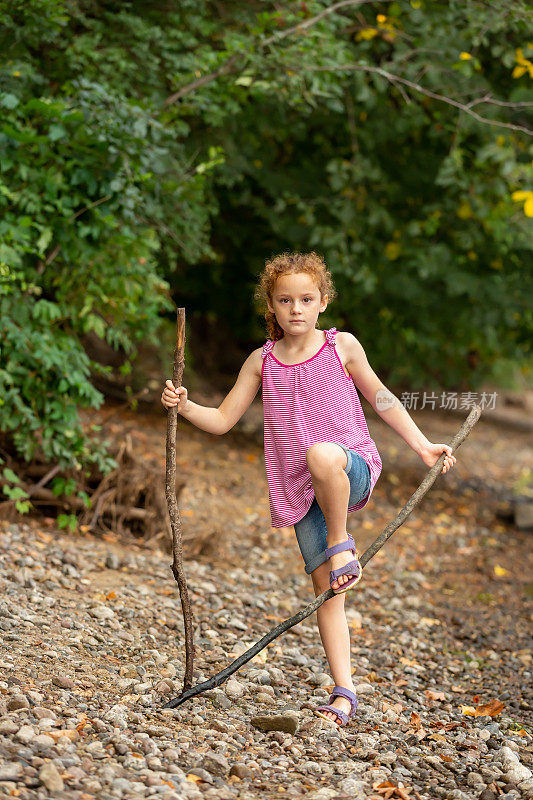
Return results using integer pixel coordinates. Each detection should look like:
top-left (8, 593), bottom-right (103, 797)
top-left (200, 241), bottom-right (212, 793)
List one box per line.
top-left (162, 404), bottom-right (482, 709)
top-left (162, 0), bottom-right (388, 108)
top-left (304, 63), bottom-right (533, 136)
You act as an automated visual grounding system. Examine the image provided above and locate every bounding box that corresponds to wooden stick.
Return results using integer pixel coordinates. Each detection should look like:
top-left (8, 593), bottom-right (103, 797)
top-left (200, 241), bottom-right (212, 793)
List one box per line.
top-left (165, 308), bottom-right (196, 692)
top-left (163, 404), bottom-right (482, 709)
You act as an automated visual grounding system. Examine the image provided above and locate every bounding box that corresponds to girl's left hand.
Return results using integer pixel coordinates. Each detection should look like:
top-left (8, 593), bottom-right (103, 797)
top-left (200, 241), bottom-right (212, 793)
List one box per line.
top-left (419, 443), bottom-right (456, 474)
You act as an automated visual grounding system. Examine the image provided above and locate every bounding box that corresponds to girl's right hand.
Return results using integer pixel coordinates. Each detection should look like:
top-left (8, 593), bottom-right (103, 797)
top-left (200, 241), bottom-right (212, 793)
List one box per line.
top-left (161, 380), bottom-right (189, 413)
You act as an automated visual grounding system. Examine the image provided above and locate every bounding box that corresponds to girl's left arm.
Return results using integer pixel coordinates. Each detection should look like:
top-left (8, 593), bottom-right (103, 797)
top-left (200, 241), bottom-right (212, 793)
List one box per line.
top-left (341, 332), bottom-right (456, 475)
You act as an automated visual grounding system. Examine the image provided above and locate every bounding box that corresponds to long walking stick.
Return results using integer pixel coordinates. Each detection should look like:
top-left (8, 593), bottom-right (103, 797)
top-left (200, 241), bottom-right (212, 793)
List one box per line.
top-left (165, 308), bottom-right (195, 691)
top-left (164, 404), bottom-right (482, 709)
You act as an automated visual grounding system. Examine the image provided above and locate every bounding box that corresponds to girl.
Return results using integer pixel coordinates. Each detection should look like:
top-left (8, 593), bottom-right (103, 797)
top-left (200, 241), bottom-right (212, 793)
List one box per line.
top-left (161, 251), bottom-right (456, 727)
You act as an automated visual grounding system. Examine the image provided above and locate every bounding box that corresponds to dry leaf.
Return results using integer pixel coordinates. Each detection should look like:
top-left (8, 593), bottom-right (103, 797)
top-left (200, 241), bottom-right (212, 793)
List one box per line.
top-left (474, 699), bottom-right (504, 717)
top-left (48, 729), bottom-right (79, 743)
top-left (461, 705), bottom-right (476, 716)
top-left (410, 712), bottom-right (422, 731)
top-left (494, 564), bottom-right (510, 577)
top-left (429, 733), bottom-right (447, 742)
top-left (400, 657), bottom-right (420, 668)
top-left (425, 689), bottom-right (446, 701)
top-left (186, 774), bottom-right (203, 784)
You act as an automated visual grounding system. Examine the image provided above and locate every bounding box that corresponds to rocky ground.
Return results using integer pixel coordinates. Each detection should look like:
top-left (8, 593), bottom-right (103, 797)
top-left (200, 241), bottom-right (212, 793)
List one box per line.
top-left (0, 400), bottom-right (532, 800)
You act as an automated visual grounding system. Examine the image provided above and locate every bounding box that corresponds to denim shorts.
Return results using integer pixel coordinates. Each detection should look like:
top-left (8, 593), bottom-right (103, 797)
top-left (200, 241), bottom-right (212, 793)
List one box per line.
top-left (293, 443), bottom-right (371, 575)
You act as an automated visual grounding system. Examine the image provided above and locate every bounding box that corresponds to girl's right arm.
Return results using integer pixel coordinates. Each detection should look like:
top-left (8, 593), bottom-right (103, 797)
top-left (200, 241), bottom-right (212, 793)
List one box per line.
top-left (161, 348), bottom-right (263, 435)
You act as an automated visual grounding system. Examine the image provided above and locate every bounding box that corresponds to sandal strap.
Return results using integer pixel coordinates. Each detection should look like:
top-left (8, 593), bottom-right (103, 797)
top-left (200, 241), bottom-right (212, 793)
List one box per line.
top-left (330, 686), bottom-right (358, 716)
top-left (329, 559), bottom-right (360, 582)
top-left (316, 704), bottom-right (350, 725)
top-left (325, 534), bottom-right (356, 560)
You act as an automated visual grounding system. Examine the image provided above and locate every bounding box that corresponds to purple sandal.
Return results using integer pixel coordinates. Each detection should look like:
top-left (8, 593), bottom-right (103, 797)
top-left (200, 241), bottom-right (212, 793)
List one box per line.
top-left (326, 534), bottom-right (362, 595)
top-left (315, 685), bottom-right (358, 726)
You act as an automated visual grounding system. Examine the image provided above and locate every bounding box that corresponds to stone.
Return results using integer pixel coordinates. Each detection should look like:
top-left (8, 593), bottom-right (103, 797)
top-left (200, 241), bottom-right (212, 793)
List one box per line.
top-left (52, 675), bottom-right (74, 689)
top-left (7, 693), bottom-right (29, 710)
top-left (39, 761), bottom-right (64, 792)
top-left (0, 763), bottom-right (23, 781)
top-left (225, 679), bottom-right (245, 699)
top-left (355, 683), bottom-right (374, 695)
top-left (229, 763), bottom-right (254, 779)
top-left (0, 718), bottom-right (19, 734)
top-left (187, 767), bottom-right (215, 784)
top-left (105, 552), bottom-right (120, 568)
top-left (506, 763), bottom-right (532, 784)
top-left (250, 714), bottom-right (299, 734)
top-left (200, 751), bottom-right (230, 777)
top-left (16, 724), bottom-right (36, 744)
top-left (339, 777), bottom-right (369, 797)
top-left (515, 501), bottom-right (533, 530)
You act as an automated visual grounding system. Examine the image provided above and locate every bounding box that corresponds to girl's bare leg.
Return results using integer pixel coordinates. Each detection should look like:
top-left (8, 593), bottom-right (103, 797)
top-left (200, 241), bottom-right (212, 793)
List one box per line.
top-left (306, 442), bottom-right (355, 590)
top-left (305, 443), bottom-right (358, 724)
top-left (310, 563), bottom-right (356, 724)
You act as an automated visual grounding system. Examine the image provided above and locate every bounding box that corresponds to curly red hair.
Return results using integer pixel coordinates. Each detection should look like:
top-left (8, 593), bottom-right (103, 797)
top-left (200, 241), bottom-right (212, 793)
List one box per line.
top-left (254, 251), bottom-right (337, 341)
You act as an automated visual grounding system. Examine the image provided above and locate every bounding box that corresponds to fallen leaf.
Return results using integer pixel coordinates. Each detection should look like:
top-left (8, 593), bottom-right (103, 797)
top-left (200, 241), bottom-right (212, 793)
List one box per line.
top-left (494, 564), bottom-right (510, 577)
top-left (472, 695), bottom-right (480, 703)
top-left (474, 699), bottom-right (504, 717)
top-left (186, 774), bottom-right (203, 784)
top-left (399, 657), bottom-right (422, 669)
top-left (105, 591), bottom-right (117, 600)
top-left (425, 689), bottom-right (446, 701)
top-left (441, 754), bottom-right (454, 762)
top-left (48, 729), bottom-right (79, 743)
top-left (429, 733), bottom-right (447, 742)
top-left (410, 712), bottom-right (422, 731)
top-left (461, 705), bottom-right (476, 716)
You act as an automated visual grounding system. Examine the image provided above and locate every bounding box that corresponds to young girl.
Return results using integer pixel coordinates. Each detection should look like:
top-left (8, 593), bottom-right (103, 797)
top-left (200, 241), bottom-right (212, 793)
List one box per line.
top-left (161, 251), bottom-right (456, 727)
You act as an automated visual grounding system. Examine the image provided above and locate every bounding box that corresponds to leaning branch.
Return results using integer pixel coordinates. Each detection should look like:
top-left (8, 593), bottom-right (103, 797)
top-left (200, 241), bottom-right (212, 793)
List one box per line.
top-left (163, 404), bottom-right (482, 709)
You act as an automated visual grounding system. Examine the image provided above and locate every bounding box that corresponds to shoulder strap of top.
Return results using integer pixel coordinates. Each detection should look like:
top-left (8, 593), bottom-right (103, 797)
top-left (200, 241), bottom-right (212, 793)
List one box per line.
top-left (325, 327), bottom-right (337, 345)
top-left (261, 340), bottom-right (275, 360)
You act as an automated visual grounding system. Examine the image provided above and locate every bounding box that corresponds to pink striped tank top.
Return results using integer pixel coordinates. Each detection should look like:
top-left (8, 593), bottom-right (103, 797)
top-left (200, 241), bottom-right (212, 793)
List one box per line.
top-left (261, 327), bottom-right (382, 527)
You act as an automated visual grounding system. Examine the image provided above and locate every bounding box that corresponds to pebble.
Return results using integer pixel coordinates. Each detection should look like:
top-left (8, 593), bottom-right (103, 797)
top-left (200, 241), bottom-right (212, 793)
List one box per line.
top-left (250, 714), bottom-right (299, 734)
top-left (39, 761), bottom-right (64, 792)
top-left (200, 752), bottom-right (230, 777)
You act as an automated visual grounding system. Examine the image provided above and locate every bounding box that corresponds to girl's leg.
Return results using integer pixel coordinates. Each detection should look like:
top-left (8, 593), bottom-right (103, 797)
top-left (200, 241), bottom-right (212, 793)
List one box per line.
top-left (305, 442), bottom-right (353, 590)
top-left (310, 561), bottom-right (356, 724)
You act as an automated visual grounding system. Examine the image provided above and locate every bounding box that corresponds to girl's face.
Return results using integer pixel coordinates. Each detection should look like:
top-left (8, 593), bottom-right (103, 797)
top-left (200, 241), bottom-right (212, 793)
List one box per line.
top-left (267, 272), bottom-right (328, 335)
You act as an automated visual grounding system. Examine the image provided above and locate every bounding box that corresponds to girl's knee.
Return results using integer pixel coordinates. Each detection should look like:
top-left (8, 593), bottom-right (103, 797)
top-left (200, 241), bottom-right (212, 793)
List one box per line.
top-left (306, 442), bottom-right (347, 479)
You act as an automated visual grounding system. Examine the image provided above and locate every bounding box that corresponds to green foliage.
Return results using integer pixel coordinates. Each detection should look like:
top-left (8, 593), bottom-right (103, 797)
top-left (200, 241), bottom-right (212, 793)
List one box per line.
top-left (1, 460), bottom-right (31, 513)
top-left (0, 0), bottom-right (532, 493)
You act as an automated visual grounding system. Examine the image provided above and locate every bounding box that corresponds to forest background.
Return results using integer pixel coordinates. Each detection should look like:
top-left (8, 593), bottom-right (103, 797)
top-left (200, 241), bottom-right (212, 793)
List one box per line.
top-left (0, 0), bottom-right (532, 523)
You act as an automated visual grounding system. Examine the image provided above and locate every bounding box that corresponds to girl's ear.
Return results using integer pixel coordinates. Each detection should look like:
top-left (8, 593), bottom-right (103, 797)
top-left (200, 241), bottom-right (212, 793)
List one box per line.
top-left (320, 294), bottom-right (328, 311)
